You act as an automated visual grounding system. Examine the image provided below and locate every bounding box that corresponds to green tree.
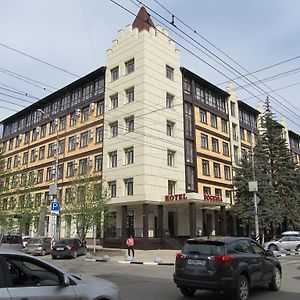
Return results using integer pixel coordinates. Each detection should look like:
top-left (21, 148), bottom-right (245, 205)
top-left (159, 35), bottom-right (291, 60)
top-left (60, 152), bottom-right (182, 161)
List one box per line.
top-left (63, 170), bottom-right (110, 242)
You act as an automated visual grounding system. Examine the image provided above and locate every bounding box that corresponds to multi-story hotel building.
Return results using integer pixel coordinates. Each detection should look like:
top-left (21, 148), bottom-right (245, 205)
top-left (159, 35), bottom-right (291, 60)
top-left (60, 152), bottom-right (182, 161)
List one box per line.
top-left (0, 7), bottom-right (297, 248)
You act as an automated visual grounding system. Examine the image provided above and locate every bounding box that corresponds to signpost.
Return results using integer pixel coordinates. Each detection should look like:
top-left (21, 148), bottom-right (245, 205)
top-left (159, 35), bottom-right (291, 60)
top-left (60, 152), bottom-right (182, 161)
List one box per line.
top-left (51, 200), bottom-right (60, 238)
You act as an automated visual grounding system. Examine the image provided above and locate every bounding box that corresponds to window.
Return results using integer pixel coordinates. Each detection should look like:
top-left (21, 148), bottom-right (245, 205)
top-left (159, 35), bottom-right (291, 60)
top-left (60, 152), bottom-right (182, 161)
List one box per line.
top-left (7, 157), bottom-right (12, 169)
top-left (68, 135), bottom-right (78, 151)
top-left (166, 65), bottom-right (174, 80)
top-left (58, 140), bottom-right (65, 154)
top-left (202, 160), bottom-right (210, 175)
top-left (125, 58), bottom-right (134, 74)
top-left (48, 142), bottom-right (56, 158)
top-left (24, 132), bottom-right (30, 144)
top-left (13, 155), bottom-right (19, 167)
top-left (37, 169), bottom-right (43, 183)
top-left (80, 131), bottom-right (89, 147)
top-left (166, 120), bottom-right (174, 136)
top-left (125, 87), bottom-right (135, 104)
top-left (184, 102), bottom-right (193, 137)
top-left (46, 167), bottom-right (52, 181)
top-left (200, 109), bottom-right (207, 123)
top-left (125, 116), bottom-right (134, 133)
top-left (224, 166), bottom-right (231, 180)
top-left (211, 114), bottom-right (217, 128)
top-left (52, 100), bottom-right (60, 114)
top-left (96, 100), bottom-right (104, 116)
top-left (67, 161), bottom-right (76, 177)
top-left (186, 166), bottom-right (195, 190)
top-left (71, 89), bottom-right (81, 106)
top-left (234, 145), bottom-right (239, 164)
top-left (203, 186), bottom-right (211, 195)
top-left (241, 148), bottom-right (247, 160)
top-left (82, 83), bottom-right (93, 101)
top-left (70, 112), bottom-right (77, 126)
top-left (8, 139), bottom-right (14, 150)
top-left (221, 119), bottom-right (228, 133)
top-left (201, 134), bottom-right (208, 149)
top-left (124, 147), bottom-right (134, 165)
top-left (212, 138), bottom-right (219, 153)
top-left (168, 180), bottom-right (176, 194)
top-left (166, 93), bottom-right (174, 108)
top-left (94, 78), bottom-right (104, 95)
top-left (61, 95), bottom-right (70, 111)
top-left (111, 66), bottom-right (119, 81)
top-left (23, 152), bottom-right (28, 165)
top-left (110, 94), bottom-right (118, 109)
top-left (49, 120), bottom-right (57, 134)
top-left (30, 149), bottom-right (37, 162)
top-left (232, 124), bottom-right (238, 142)
top-left (41, 125), bottom-right (47, 138)
top-left (183, 77), bottom-right (191, 94)
top-left (32, 128), bottom-right (39, 141)
top-left (95, 155), bottom-right (103, 172)
top-left (124, 178), bottom-right (133, 196)
top-left (107, 181), bottom-right (116, 198)
top-left (81, 106), bottom-right (89, 122)
top-left (95, 127), bottom-right (104, 143)
top-left (39, 146), bottom-right (45, 160)
top-left (213, 163), bottom-right (221, 178)
top-left (59, 116), bottom-right (66, 130)
top-left (215, 188), bottom-right (222, 197)
top-left (109, 151), bottom-right (117, 168)
top-left (230, 102), bottom-right (236, 117)
top-left (167, 150), bottom-right (175, 167)
top-left (223, 142), bottom-right (229, 156)
top-left (79, 158), bottom-right (88, 175)
top-left (185, 140), bottom-right (193, 163)
top-left (240, 128), bottom-right (245, 140)
top-left (110, 122), bottom-right (118, 137)
top-left (247, 130), bottom-right (252, 143)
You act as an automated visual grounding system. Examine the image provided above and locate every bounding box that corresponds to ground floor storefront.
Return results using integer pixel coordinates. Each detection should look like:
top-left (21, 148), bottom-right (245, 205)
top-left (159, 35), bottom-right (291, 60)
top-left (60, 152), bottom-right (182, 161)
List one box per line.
top-left (102, 193), bottom-right (236, 249)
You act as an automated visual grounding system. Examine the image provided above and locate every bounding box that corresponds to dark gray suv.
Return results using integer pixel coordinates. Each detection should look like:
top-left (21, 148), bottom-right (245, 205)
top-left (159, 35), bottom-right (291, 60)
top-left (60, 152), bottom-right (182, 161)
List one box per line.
top-left (173, 237), bottom-right (281, 300)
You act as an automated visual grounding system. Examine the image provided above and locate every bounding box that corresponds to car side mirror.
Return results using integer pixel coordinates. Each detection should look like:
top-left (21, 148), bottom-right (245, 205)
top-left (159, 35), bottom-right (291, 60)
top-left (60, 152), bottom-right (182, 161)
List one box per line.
top-left (266, 249), bottom-right (274, 257)
top-left (62, 274), bottom-right (70, 287)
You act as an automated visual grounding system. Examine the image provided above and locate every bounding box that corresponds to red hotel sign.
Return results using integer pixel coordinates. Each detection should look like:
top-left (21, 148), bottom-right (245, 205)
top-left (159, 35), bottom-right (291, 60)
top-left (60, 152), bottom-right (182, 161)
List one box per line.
top-left (165, 193), bottom-right (222, 203)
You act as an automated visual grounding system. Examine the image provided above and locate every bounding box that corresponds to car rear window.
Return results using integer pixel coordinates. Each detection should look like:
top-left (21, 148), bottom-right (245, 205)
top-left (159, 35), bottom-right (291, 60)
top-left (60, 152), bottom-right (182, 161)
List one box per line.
top-left (182, 241), bottom-right (225, 255)
top-left (56, 239), bottom-right (74, 244)
top-left (27, 238), bottom-right (42, 244)
top-left (2, 235), bottom-right (22, 244)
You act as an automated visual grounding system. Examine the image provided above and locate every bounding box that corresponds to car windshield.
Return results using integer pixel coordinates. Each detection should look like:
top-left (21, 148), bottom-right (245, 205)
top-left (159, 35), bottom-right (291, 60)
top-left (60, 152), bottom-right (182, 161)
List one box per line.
top-left (2, 235), bottom-right (22, 244)
top-left (27, 238), bottom-right (42, 244)
top-left (182, 241), bottom-right (225, 255)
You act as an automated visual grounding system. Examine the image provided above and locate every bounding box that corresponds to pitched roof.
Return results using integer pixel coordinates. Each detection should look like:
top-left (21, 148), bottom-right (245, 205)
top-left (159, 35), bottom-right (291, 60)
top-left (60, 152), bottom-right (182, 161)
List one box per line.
top-left (132, 6), bottom-right (155, 31)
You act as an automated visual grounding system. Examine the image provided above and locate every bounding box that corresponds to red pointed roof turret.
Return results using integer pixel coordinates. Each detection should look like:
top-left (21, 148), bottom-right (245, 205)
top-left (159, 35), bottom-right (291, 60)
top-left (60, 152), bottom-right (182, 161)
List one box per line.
top-left (132, 6), bottom-right (155, 31)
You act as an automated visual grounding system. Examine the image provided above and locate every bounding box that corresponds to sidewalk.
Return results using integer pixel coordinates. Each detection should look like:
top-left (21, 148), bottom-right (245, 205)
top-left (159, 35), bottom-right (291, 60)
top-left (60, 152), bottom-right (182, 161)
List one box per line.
top-left (86, 246), bottom-right (178, 265)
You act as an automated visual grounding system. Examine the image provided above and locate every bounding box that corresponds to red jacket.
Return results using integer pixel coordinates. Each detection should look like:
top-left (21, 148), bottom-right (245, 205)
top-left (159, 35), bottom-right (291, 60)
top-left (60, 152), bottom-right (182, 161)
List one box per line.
top-left (126, 238), bottom-right (134, 246)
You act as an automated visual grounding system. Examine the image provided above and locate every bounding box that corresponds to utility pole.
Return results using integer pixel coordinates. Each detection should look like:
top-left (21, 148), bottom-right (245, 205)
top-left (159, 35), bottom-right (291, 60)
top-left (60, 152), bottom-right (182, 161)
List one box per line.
top-left (249, 126), bottom-right (260, 243)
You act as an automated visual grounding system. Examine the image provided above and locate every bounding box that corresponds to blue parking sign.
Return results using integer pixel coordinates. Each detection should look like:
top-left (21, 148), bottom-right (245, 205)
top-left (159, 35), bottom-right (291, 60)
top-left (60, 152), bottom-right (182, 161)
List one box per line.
top-left (51, 200), bottom-right (60, 214)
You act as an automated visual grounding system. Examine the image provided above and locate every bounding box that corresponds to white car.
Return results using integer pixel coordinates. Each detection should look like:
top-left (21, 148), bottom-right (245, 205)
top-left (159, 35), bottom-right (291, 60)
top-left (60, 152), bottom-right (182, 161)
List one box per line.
top-left (263, 233), bottom-right (300, 251)
top-left (0, 250), bottom-right (121, 300)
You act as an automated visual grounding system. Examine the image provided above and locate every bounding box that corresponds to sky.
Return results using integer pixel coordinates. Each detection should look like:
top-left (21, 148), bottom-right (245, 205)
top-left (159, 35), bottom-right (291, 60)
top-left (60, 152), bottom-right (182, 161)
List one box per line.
top-left (0, 0), bottom-right (300, 133)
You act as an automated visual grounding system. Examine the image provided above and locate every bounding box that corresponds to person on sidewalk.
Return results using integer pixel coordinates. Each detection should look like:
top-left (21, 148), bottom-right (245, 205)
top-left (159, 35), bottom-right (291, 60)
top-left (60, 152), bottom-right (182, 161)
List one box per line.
top-left (126, 235), bottom-right (135, 257)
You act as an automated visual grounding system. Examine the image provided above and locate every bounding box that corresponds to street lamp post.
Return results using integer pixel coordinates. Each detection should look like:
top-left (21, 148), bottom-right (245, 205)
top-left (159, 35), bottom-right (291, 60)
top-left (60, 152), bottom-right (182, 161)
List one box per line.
top-left (37, 109), bottom-right (60, 238)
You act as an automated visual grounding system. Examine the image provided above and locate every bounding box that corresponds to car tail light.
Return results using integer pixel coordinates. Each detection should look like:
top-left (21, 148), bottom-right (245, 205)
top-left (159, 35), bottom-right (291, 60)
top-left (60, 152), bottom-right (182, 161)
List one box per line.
top-left (214, 255), bottom-right (234, 263)
top-left (176, 252), bottom-right (186, 260)
top-left (66, 245), bottom-right (72, 250)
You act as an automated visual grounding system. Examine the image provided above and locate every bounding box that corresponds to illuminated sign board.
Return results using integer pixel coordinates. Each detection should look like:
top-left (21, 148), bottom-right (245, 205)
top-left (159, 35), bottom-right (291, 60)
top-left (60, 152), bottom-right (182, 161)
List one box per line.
top-left (165, 194), bottom-right (187, 201)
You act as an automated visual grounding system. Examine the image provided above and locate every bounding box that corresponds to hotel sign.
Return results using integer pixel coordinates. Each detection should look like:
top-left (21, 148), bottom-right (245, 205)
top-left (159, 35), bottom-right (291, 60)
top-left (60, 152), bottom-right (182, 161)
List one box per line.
top-left (165, 193), bottom-right (222, 203)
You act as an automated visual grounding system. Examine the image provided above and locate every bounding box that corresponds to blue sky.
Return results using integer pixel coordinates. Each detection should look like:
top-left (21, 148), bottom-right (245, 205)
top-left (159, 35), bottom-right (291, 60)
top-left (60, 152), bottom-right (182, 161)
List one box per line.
top-left (0, 0), bottom-right (299, 132)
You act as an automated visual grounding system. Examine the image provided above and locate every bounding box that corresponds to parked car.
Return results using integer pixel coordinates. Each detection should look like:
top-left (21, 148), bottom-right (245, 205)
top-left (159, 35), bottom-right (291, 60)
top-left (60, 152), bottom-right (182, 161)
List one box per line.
top-left (0, 234), bottom-right (23, 251)
top-left (24, 237), bottom-right (51, 256)
top-left (0, 249), bottom-right (121, 299)
top-left (263, 235), bottom-right (300, 251)
top-left (50, 238), bottom-right (87, 259)
top-left (173, 237), bottom-right (281, 300)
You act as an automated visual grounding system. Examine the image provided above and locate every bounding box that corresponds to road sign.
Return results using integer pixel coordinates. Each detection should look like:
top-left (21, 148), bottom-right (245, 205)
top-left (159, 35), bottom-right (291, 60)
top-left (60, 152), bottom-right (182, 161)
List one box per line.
top-left (50, 200), bottom-right (60, 215)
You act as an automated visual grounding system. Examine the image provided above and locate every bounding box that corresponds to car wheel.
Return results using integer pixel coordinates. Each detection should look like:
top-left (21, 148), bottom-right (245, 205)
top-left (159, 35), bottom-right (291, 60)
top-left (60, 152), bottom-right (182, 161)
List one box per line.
top-left (269, 244), bottom-right (278, 251)
top-left (51, 255), bottom-right (57, 259)
top-left (268, 267), bottom-right (281, 291)
top-left (179, 287), bottom-right (196, 297)
top-left (72, 250), bottom-right (77, 259)
top-left (296, 245), bottom-right (300, 252)
top-left (41, 249), bottom-right (46, 256)
top-left (231, 274), bottom-right (249, 300)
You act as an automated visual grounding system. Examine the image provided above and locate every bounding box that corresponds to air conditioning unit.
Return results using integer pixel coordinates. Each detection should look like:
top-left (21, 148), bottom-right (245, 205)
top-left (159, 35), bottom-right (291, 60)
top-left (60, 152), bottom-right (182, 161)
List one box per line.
top-left (74, 135), bottom-right (79, 144)
top-left (34, 148), bottom-right (39, 156)
top-left (18, 134), bottom-right (23, 141)
top-left (30, 192), bottom-right (35, 198)
top-left (90, 102), bottom-right (95, 111)
top-left (71, 186), bottom-right (77, 193)
top-left (87, 156), bottom-right (93, 165)
top-left (36, 127), bottom-right (40, 133)
top-left (17, 155), bottom-right (21, 163)
top-left (54, 119), bottom-right (59, 126)
top-left (73, 161), bottom-right (78, 169)
top-left (88, 129), bottom-right (94, 139)
top-left (75, 109), bottom-right (81, 117)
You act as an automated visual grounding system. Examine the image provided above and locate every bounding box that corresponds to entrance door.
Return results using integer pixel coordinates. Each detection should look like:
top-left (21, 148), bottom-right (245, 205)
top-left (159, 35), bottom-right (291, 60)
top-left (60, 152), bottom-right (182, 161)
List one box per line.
top-left (168, 211), bottom-right (175, 238)
top-left (207, 214), bottom-right (213, 235)
top-left (127, 211), bottom-right (134, 237)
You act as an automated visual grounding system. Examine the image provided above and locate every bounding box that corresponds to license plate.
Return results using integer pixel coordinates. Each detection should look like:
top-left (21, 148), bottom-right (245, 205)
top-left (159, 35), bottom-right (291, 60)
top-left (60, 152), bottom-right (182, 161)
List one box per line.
top-left (187, 259), bottom-right (206, 266)
top-left (56, 247), bottom-right (64, 251)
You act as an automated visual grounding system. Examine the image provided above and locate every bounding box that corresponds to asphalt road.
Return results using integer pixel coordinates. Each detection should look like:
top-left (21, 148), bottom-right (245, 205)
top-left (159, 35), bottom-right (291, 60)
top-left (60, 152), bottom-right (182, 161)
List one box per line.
top-left (43, 255), bottom-right (300, 300)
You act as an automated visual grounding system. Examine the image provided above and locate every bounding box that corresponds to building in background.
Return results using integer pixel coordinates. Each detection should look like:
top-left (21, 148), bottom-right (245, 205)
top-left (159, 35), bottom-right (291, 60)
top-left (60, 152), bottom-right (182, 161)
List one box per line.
top-left (0, 7), bottom-right (298, 248)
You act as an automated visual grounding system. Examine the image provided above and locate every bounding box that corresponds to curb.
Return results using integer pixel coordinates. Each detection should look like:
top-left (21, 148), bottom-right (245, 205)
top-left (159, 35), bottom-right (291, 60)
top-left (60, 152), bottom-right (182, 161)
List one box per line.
top-left (118, 260), bottom-right (174, 266)
top-left (274, 251), bottom-right (300, 257)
